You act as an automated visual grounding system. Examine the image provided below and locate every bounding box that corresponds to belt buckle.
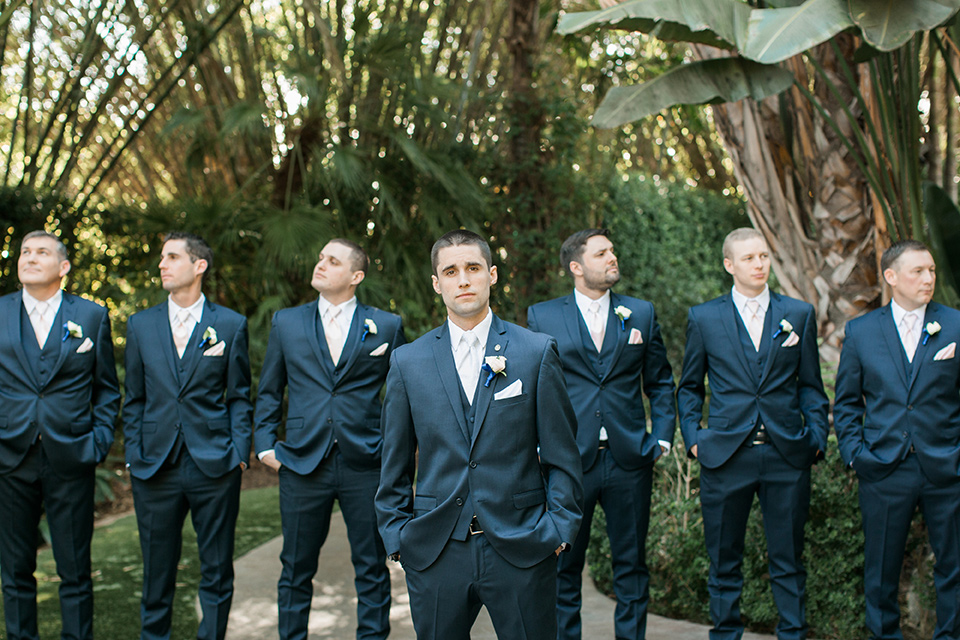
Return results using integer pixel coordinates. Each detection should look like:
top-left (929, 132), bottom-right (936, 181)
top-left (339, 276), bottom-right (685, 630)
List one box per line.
top-left (469, 517), bottom-right (484, 536)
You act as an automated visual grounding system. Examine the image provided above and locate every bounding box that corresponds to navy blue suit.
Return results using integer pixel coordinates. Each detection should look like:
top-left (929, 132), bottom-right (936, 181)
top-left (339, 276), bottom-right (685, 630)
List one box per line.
top-left (123, 299), bottom-right (253, 640)
top-left (0, 291), bottom-right (120, 640)
top-left (835, 302), bottom-right (960, 640)
top-left (677, 292), bottom-right (828, 640)
top-left (254, 300), bottom-right (404, 640)
top-left (527, 292), bottom-right (676, 640)
top-left (376, 314), bottom-right (583, 640)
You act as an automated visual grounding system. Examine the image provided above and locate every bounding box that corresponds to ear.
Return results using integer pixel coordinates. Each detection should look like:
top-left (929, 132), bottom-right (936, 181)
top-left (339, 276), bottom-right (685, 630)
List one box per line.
top-left (194, 258), bottom-right (209, 277)
top-left (489, 265), bottom-right (498, 286)
top-left (568, 261), bottom-right (583, 278)
top-left (882, 267), bottom-right (897, 288)
top-left (432, 275), bottom-right (441, 295)
top-left (350, 270), bottom-right (365, 287)
top-left (58, 261), bottom-right (71, 278)
top-left (723, 258), bottom-right (734, 276)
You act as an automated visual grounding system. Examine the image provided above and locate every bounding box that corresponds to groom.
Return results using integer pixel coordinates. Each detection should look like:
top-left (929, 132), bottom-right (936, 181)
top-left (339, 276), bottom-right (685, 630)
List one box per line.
top-left (376, 229), bottom-right (583, 640)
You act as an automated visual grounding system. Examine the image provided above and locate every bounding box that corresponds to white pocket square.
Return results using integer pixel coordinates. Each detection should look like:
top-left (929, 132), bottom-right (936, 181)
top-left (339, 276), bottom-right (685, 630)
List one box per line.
top-left (781, 332), bottom-right (800, 347)
top-left (494, 379), bottom-right (523, 400)
top-left (628, 328), bottom-right (643, 345)
top-left (934, 342), bottom-right (956, 361)
top-left (76, 337), bottom-right (94, 354)
top-left (369, 343), bottom-right (389, 357)
top-left (203, 341), bottom-right (226, 357)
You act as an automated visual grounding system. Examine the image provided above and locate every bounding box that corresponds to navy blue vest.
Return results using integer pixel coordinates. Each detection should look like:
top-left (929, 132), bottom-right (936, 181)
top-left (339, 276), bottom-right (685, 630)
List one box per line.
top-left (449, 370), bottom-right (482, 540)
top-left (576, 303), bottom-right (618, 379)
top-left (21, 302), bottom-right (64, 389)
top-left (732, 301), bottom-right (774, 386)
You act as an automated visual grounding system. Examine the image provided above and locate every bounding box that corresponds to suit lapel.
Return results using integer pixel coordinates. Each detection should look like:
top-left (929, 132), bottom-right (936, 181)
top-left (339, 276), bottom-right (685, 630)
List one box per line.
top-left (333, 304), bottom-right (366, 381)
top-left (178, 301), bottom-right (214, 393)
top-left (603, 294), bottom-right (629, 380)
top-left (152, 304), bottom-right (181, 384)
top-left (722, 295), bottom-right (754, 379)
top-left (758, 294), bottom-right (781, 386)
top-left (878, 305), bottom-right (909, 389)
top-left (301, 302), bottom-right (334, 381)
top-left (433, 324), bottom-right (471, 444)
top-left (6, 293), bottom-right (39, 389)
top-left (46, 294), bottom-right (77, 385)
top-left (562, 294), bottom-right (596, 374)
top-left (908, 303), bottom-right (939, 393)
top-left (471, 315), bottom-right (509, 450)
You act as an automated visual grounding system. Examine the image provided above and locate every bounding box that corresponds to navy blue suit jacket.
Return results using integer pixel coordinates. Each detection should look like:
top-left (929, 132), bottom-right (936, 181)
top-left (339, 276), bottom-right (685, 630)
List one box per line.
top-left (122, 299), bottom-right (253, 480)
top-left (526, 292), bottom-right (676, 471)
top-left (835, 302), bottom-right (960, 485)
top-left (0, 291), bottom-right (120, 475)
top-left (677, 292), bottom-right (829, 469)
top-left (376, 314), bottom-right (583, 572)
top-left (254, 301), bottom-right (405, 473)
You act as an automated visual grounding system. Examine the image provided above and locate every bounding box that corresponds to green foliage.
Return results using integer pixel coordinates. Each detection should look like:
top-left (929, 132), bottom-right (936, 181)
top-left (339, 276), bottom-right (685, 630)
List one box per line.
top-left (602, 174), bottom-right (747, 363)
top-left (0, 486), bottom-right (282, 639)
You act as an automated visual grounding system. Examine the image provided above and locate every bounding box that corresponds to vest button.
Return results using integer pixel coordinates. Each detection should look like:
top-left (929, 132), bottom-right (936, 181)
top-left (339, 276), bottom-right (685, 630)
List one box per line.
top-left (470, 461), bottom-right (477, 468)
top-left (456, 497), bottom-right (464, 506)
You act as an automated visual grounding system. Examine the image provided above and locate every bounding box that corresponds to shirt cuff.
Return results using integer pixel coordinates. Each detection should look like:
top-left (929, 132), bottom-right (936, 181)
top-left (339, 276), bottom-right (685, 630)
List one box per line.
top-left (657, 440), bottom-right (671, 455)
top-left (257, 449), bottom-right (275, 461)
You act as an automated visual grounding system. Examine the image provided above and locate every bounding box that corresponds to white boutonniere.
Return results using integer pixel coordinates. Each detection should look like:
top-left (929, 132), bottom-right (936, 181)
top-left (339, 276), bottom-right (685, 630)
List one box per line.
top-left (62, 321), bottom-right (83, 341)
top-left (922, 321), bottom-right (942, 346)
top-left (199, 326), bottom-right (218, 349)
top-left (362, 318), bottom-right (378, 342)
top-left (772, 319), bottom-right (793, 340)
top-left (481, 355), bottom-right (507, 387)
top-left (614, 305), bottom-right (631, 331)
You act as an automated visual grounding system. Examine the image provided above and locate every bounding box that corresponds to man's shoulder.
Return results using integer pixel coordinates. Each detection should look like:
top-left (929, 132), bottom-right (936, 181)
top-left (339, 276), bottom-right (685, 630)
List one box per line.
top-left (772, 292), bottom-right (815, 315)
top-left (128, 301), bottom-right (166, 327)
top-left (273, 301), bottom-right (314, 323)
top-left (209, 302), bottom-right (246, 324)
top-left (358, 303), bottom-right (403, 326)
top-left (689, 294), bottom-right (730, 316)
top-left (931, 301), bottom-right (960, 322)
top-left (528, 295), bottom-right (570, 314)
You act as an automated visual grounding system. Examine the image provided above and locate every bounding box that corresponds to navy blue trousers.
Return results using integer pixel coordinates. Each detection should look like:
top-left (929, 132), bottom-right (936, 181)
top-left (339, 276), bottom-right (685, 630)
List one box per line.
top-left (277, 447), bottom-right (389, 640)
top-left (557, 447), bottom-right (653, 640)
top-left (700, 443), bottom-right (810, 640)
top-left (859, 453), bottom-right (960, 640)
top-left (131, 450), bottom-right (242, 640)
top-left (0, 443), bottom-right (95, 640)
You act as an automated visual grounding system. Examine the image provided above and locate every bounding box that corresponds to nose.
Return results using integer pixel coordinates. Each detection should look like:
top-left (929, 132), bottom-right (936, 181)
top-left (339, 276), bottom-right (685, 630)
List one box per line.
top-left (458, 271), bottom-right (471, 287)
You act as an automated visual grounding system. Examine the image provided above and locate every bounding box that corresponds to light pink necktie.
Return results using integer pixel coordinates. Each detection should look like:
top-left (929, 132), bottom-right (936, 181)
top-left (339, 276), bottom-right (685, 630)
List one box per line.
top-left (901, 312), bottom-right (919, 363)
top-left (173, 310), bottom-right (190, 358)
top-left (325, 306), bottom-right (343, 365)
top-left (31, 301), bottom-right (51, 347)
top-left (589, 301), bottom-right (604, 352)
top-left (746, 299), bottom-right (763, 351)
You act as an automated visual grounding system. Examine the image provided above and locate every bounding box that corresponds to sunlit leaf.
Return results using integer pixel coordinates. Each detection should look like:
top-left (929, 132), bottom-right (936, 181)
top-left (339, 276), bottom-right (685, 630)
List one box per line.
top-left (851, 0), bottom-right (960, 51)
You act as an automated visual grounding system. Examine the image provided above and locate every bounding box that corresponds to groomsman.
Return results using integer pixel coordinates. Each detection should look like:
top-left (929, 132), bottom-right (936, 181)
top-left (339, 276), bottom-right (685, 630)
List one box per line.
top-left (835, 239), bottom-right (960, 640)
top-left (677, 228), bottom-right (828, 640)
top-left (123, 232), bottom-right (253, 640)
top-left (255, 238), bottom-right (405, 640)
top-left (526, 228), bottom-right (676, 640)
top-left (0, 231), bottom-right (121, 640)
top-left (376, 229), bottom-right (582, 640)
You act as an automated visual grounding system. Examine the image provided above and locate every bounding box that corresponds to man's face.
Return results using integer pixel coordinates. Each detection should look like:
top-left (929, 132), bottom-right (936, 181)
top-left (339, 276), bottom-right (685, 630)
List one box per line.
top-left (311, 241), bottom-right (363, 295)
top-left (432, 243), bottom-right (497, 325)
top-left (571, 235), bottom-right (620, 292)
top-left (159, 239), bottom-right (206, 293)
top-left (884, 249), bottom-right (936, 310)
top-left (724, 236), bottom-right (770, 296)
top-left (18, 236), bottom-right (70, 289)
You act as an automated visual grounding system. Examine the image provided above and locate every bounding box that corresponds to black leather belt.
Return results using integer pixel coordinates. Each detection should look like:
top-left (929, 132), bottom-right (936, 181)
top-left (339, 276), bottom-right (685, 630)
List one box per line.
top-left (751, 427), bottom-right (771, 446)
top-left (598, 440), bottom-right (609, 450)
top-left (469, 516), bottom-right (484, 536)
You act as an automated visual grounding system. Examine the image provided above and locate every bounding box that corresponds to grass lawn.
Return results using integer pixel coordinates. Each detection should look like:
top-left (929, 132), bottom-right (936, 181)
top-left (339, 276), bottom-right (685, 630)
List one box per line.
top-left (0, 485), bottom-right (282, 639)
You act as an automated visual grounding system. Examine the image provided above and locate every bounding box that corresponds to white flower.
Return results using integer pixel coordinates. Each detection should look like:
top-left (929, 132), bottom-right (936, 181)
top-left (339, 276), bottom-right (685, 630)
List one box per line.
top-left (614, 305), bottom-right (632, 321)
top-left (927, 321), bottom-right (942, 336)
top-left (484, 355), bottom-right (507, 374)
top-left (63, 321), bottom-right (83, 341)
top-left (362, 318), bottom-right (378, 342)
top-left (780, 319), bottom-right (794, 334)
top-left (201, 326), bottom-right (218, 347)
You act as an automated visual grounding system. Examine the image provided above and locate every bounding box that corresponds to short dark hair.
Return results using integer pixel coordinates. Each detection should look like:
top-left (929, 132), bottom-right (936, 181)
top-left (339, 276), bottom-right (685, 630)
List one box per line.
top-left (329, 238), bottom-right (369, 274)
top-left (560, 229), bottom-right (609, 277)
top-left (162, 231), bottom-right (214, 281)
top-left (23, 230), bottom-right (68, 262)
top-left (881, 239), bottom-right (931, 273)
top-left (431, 229), bottom-right (493, 275)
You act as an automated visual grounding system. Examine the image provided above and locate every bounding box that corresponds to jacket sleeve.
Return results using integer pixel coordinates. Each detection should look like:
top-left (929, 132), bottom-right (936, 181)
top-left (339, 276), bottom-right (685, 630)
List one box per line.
top-left (641, 304), bottom-right (677, 446)
top-left (90, 306), bottom-right (121, 462)
top-left (676, 308), bottom-right (707, 455)
top-left (797, 305), bottom-right (829, 456)
top-left (122, 317), bottom-right (145, 468)
top-left (253, 312), bottom-right (287, 455)
top-left (833, 321), bottom-right (865, 466)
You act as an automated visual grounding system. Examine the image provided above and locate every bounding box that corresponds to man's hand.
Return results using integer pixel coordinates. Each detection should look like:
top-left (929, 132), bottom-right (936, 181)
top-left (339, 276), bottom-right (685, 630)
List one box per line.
top-left (261, 451), bottom-right (282, 471)
top-left (690, 444), bottom-right (699, 458)
top-left (239, 461), bottom-right (247, 470)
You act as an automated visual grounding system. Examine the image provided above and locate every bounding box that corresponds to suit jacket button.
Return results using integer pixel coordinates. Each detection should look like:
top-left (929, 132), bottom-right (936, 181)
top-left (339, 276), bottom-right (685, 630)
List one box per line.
top-left (470, 461), bottom-right (477, 468)
top-left (599, 385), bottom-right (605, 390)
top-left (902, 432), bottom-right (908, 438)
top-left (178, 398), bottom-right (183, 403)
top-left (595, 411), bottom-right (601, 417)
top-left (332, 392), bottom-right (337, 397)
top-left (327, 418), bottom-right (333, 424)
top-left (456, 498), bottom-right (463, 506)
top-left (907, 405), bottom-right (913, 411)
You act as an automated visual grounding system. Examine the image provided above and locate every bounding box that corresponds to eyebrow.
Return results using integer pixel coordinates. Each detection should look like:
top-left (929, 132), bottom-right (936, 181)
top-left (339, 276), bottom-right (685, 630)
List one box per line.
top-left (441, 261), bottom-right (484, 271)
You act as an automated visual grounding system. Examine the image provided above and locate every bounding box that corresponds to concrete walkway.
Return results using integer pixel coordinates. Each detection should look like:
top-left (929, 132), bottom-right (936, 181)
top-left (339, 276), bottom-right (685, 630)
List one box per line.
top-left (223, 511), bottom-right (777, 639)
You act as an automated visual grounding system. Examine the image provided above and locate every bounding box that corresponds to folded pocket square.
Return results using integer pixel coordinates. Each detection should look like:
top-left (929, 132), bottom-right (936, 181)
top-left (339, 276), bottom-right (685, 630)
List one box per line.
top-left (369, 343), bottom-right (389, 357)
top-left (494, 379), bottom-right (523, 400)
top-left (628, 328), bottom-right (643, 345)
top-left (935, 342), bottom-right (956, 361)
top-left (782, 332), bottom-right (800, 347)
top-left (203, 341), bottom-right (226, 357)
top-left (76, 337), bottom-right (94, 354)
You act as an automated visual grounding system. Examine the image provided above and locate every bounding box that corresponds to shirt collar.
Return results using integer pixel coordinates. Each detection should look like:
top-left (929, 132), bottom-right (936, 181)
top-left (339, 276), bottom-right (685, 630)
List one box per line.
top-left (168, 293), bottom-right (206, 325)
top-left (317, 294), bottom-right (357, 320)
top-left (891, 299), bottom-right (927, 329)
top-left (449, 308), bottom-right (493, 353)
top-left (731, 285), bottom-right (770, 314)
top-left (574, 288), bottom-right (611, 318)
top-left (22, 289), bottom-right (63, 316)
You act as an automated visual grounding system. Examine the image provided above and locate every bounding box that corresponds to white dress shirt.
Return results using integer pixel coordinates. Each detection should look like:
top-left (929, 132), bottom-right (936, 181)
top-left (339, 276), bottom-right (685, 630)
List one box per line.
top-left (22, 289), bottom-right (63, 347)
top-left (449, 308), bottom-right (493, 402)
top-left (891, 299), bottom-right (927, 363)
top-left (168, 293), bottom-right (206, 343)
top-left (731, 285), bottom-right (770, 348)
top-left (318, 295), bottom-right (358, 341)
